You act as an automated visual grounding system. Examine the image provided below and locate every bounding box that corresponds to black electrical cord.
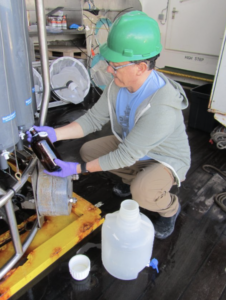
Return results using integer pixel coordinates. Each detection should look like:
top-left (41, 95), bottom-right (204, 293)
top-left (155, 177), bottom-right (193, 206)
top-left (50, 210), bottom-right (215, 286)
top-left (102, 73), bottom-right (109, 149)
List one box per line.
top-left (202, 164), bottom-right (226, 178)
top-left (214, 193), bottom-right (226, 213)
top-left (113, 7), bottom-right (134, 21)
top-left (202, 164), bottom-right (226, 212)
top-left (210, 125), bottom-right (226, 149)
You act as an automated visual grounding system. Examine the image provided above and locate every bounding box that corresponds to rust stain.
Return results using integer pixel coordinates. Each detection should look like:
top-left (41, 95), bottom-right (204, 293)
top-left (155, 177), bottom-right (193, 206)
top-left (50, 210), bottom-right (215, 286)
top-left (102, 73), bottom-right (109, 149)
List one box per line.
top-left (1, 269), bottom-right (16, 282)
top-left (208, 107), bottom-right (226, 115)
top-left (0, 215), bottom-right (37, 248)
top-left (50, 247), bottom-right (62, 258)
top-left (0, 245), bottom-right (7, 252)
top-left (158, 69), bottom-right (213, 83)
top-left (87, 205), bottom-right (98, 211)
top-left (72, 202), bottom-right (78, 208)
top-left (0, 287), bottom-right (11, 300)
top-left (26, 250), bottom-right (35, 266)
top-left (79, 222), bottom-right (93, 233)
top-left (41, 217), bottom-right (50, 228)
top-left (208, 108), bottom-right (218, 113)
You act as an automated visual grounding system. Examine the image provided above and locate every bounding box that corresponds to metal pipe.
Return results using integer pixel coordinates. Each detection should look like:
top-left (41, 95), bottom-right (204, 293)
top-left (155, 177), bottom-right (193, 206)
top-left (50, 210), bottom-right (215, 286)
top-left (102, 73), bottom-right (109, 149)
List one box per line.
top-left (0, 157), bottom-right (37, 207)
top-left (0, 253), bottom-right (23, 279)
top-left (22, 219), bottom-right (39, 252)
top-left (0, 219), bottom-right (38, 279)
top-left (35, 0), bottom-right (51, 126)
top-left (0, 0), bottom-right (49, 280)
top-left (5, 199), bottom-right (23, 255)
top-left (0, 156), bottom-right (39, 279)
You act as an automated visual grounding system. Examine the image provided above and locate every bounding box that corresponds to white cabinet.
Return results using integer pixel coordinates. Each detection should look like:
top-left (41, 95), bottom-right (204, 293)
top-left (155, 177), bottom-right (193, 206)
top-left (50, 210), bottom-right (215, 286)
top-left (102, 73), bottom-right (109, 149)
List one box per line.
top-left (165, 0), bottom-right (225, 56)
top-left (140, 0), bottom-right (226, 77)
top-left (209, 28), bottom-right (226, 125)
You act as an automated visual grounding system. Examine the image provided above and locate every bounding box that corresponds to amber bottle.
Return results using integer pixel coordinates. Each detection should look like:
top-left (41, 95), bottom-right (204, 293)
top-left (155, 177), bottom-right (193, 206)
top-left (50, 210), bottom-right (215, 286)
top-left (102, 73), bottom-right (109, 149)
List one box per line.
top-left (29, 127), bottom-right (62, 172)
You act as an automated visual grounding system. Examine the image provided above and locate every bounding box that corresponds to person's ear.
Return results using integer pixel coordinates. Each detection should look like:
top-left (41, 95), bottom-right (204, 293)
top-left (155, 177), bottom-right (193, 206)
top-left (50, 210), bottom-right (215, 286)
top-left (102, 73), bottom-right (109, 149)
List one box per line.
top-left (136, 62), bottom-right (148, 75)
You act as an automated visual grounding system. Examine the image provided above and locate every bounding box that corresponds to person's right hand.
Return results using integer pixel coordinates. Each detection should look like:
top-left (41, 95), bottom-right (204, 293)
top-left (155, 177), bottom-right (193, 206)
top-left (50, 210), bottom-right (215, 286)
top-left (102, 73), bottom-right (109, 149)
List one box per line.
top-left (26, 125), bottom-right (57, 143)
top-left (44, 159), bottom-right (79, 178)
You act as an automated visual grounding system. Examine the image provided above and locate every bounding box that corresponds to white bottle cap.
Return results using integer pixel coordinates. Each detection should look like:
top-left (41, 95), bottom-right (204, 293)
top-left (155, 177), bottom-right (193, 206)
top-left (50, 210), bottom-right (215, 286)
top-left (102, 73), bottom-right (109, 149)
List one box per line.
top-left (69, 254), bottom-right (90, 281)
top-left (38, 132), bottom-right (48, 137)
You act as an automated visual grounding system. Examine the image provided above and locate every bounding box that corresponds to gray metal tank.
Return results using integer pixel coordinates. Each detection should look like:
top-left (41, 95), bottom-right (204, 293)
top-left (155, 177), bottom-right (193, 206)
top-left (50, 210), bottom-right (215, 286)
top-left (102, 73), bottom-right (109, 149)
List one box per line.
top-left (0, 16), bottom-right (19, 162)
top-left (22, 1), bottom-right (37, 115)
top-left (0, 0), bottom-right (34, 134)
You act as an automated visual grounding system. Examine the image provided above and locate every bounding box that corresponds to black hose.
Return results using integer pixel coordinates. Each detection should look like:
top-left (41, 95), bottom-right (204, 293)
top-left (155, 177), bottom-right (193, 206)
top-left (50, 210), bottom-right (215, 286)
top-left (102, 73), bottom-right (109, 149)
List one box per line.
top-left (202, 164), bottom-right (226, 212)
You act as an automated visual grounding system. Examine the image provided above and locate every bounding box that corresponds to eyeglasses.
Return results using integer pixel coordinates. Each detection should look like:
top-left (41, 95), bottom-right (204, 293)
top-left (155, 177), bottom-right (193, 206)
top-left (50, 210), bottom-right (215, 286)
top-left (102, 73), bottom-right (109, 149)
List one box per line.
top-left (105, 60), bottom-right (135, 73)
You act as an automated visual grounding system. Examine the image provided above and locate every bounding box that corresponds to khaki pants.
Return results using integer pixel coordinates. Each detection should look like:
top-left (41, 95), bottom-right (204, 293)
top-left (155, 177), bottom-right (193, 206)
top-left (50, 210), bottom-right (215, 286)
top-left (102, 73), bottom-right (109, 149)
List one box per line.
top-left (80, 135), bottom-right (179, 217)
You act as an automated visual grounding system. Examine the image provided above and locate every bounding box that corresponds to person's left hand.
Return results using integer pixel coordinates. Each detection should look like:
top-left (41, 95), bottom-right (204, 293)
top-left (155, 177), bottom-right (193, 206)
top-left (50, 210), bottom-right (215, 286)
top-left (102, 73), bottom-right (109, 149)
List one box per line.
top-left (44, 158), bottom-right (79, 178)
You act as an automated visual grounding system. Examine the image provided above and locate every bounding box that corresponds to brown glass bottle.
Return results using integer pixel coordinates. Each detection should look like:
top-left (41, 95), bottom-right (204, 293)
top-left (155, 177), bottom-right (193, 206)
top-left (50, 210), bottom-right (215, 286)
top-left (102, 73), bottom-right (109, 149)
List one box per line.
top-left (29, 127), bottom-right (62, 172)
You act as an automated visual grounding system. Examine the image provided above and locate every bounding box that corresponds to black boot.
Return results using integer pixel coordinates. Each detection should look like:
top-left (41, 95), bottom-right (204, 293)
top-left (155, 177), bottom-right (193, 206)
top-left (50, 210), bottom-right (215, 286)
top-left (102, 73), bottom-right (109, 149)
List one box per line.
top-left (113, 182), bottom-right (131, 197)
top-left (154, 203), bottom-right (181, 240)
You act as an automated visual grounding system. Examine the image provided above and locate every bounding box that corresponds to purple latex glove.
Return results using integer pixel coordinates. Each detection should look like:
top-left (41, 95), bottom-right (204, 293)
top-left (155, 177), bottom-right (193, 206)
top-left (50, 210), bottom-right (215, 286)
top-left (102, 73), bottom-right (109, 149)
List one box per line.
top-left (26, 125), bottom-right (57, 143)
top-left (44, 158), bottom-right (79, 178)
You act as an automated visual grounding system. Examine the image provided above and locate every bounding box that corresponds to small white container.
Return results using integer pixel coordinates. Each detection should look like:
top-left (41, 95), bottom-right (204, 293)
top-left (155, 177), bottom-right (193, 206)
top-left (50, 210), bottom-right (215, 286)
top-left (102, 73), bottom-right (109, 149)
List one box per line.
top-left (68, 254), bottom-right (90, 281)
top-left (102, 200), bottom-right (155, 280)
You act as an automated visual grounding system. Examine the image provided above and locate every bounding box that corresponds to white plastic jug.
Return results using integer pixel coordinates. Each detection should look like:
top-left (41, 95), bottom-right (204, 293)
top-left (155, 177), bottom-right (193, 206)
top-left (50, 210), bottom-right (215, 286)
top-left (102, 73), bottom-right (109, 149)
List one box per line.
top-left (101, 199), bottom-right (155, 280)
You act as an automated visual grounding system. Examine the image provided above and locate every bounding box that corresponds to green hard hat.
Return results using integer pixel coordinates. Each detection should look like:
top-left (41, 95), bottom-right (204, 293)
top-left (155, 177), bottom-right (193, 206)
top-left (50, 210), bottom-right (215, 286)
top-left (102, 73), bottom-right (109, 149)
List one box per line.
top-left (99, 11), bottom-right (162, 63)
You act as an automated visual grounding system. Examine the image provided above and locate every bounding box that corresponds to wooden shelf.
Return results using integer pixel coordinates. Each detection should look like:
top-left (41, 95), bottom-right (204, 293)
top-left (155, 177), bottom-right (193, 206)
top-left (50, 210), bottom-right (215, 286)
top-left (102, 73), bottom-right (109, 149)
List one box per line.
top-left (34, 45), bottom-right (87, 60)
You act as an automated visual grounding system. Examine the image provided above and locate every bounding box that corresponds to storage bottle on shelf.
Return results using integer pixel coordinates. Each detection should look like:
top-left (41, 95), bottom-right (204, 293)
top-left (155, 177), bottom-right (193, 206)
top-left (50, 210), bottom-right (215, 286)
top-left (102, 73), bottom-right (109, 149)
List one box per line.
top-left (29, 127), bottom-right (62, 172)
top-left (62, 15), bottom-right (67, 29)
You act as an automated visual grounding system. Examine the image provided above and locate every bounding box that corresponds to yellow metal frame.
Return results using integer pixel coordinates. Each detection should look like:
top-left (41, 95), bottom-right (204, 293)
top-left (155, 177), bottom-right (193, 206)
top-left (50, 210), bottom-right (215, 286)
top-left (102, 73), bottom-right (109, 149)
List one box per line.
top-left (158, 69), bottom-right (214, 83)
top-left (0, 193), bottom-right (104, 300)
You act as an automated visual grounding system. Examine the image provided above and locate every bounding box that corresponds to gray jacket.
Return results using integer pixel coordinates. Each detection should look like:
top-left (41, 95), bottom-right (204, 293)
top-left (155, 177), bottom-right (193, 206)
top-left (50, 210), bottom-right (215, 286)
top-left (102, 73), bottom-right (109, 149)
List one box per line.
top-left (76, 72), bottom-right (191, 185)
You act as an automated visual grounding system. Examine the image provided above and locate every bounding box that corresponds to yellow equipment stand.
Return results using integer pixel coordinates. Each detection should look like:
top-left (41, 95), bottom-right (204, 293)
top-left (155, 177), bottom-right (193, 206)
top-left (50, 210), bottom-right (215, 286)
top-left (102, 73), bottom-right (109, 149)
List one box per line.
top-left (0, 193), bottom-right (104, 300)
